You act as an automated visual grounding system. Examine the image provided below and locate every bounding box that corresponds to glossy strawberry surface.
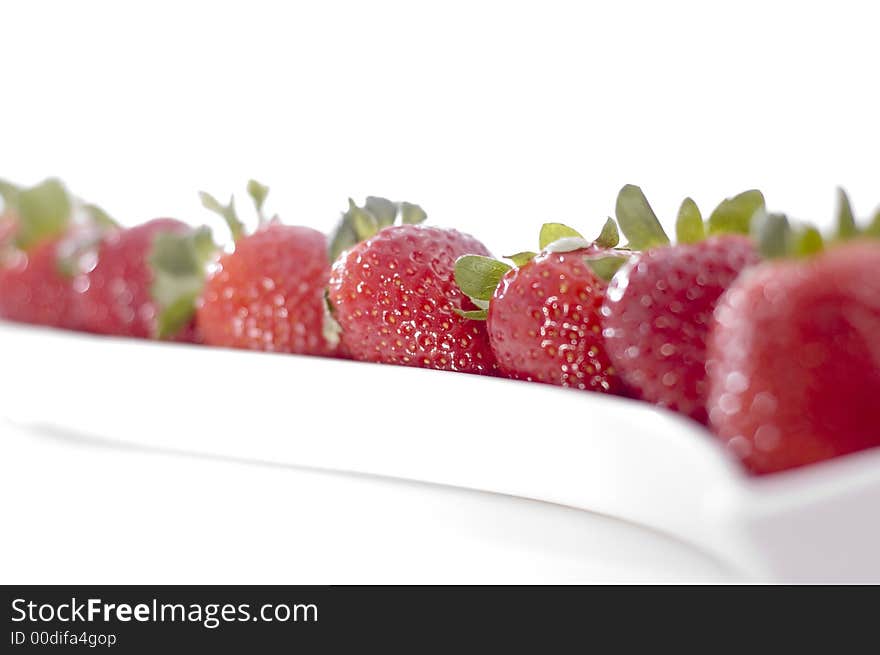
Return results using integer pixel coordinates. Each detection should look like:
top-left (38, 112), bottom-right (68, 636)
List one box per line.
top-left (328, 224), bottom-right (497, 374)
top-left (707, 241), bottom-right (880, 475)
top-left (488, 249), bottom-right (623, 392)
top-left (601, 235), bottom-right (759, 422)
top-left (197, 224), bottom-right (337, 355)
top-left (77, 218), bottom-right (196, 340)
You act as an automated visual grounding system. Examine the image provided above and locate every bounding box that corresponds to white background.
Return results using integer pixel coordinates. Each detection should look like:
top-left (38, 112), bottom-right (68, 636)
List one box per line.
top-left (2, 1), bottom-right (878, 582)
top-left (3, 0), bottom-right (878, 247)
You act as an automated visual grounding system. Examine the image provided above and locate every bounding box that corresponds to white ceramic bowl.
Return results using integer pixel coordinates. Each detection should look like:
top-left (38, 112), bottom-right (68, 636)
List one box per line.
top-left (1, 320), bottom-right (878, 581)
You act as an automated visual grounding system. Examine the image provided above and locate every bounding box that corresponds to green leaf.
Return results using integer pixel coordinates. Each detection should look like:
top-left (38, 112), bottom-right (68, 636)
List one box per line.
top-left (675, 197), bottom-right (705, 244)
top-left (470, 298), bottom-right (490, 310)
top-left (454, 255), bottom-right (512, 302)
top-left (322, 290), bottom-right (342, 349)
top-left (200, 191), bottom-right (245, 242)
top-left (149, 226), bottom-right (216, 339)
top-left (15, 178), bottom-right (72, 250)
top-left (539, 223), bottom-right (584, 250)
top-left (347, 198), bottom-right (380, 241)
top-left (156, 293), bottom-right (200, 340)
top-left (707, 190), bottom-right (765, 235)
top-left (585, 254), bottom-right (628, 281)
top-left (328, 215), bottom-right (359, 262)
top-left (793, 225), bottom-right (824, 257)
top-left (400, 201), bottom-right (427, 225)
top-left (615, 184), bottom-right (669, 250)
top-left (594, 218), bottom-right (619, 248)
top-left (453, 307), bottom-right (488, 321)
top-left (82, 203), bottom-right (120, 230)
top-left (752, 210), bottom-right (791, 259)
top-left (505, 251), bottom-right (537, 267)
top-left (247, 179), bottom-right (270, 223)
top-left (0, 179), bottom-right (20, 208)
top-left (866, 209), bottom-right (880, 238)
top-left (365, 196), bottom-right (398, 227)
top-left (835, 187), bottom-right (857, 240)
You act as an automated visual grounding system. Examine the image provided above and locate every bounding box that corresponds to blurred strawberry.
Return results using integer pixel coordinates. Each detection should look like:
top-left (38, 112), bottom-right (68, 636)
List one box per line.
top-left (708, 192), bottom-right (880, 474)
top-left (327, 198), bottom-right (497, 374)
top-left (455, 221), bottom-right (628, 392)
top-left (0, 178), bottom-right (94, 329)
top-left (77, 217), bottom-right (213, 341)
top-left (196, 180), bottom-right (339, 355)
top-left (600, 186), bottom-right (762, 422)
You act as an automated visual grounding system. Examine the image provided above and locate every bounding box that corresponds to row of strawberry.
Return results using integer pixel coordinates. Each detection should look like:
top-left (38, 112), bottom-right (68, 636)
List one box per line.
top-left (1, 178), bottom-right (878, 476)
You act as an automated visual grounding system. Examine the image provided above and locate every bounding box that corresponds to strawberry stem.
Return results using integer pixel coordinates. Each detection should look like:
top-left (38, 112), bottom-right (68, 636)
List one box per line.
top-left (247, 179), bottom-right (270, 225)
top-left (835, 187), bottom-right (857, 240)
top-left (200, 191), bottom-right (245, 242)
top-left (615, 185), bottom-right (670, 250)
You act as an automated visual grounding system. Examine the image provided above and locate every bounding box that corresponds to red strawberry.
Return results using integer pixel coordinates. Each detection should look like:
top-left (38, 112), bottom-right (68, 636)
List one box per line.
top-left (708, 197), bottom-right (880, 474)
top-left (327, 198), bottom-right (497, 374)
top-left (455, 221), bottom-right (627, 392)
top-left (196, 181), bottom-right (338, 355)
top-left (600, 185), bottom-right (761, 422)
top-left (77, 217), bottom-right (211, 341)
top-left (0, 238), bottom-right (81, 328)
top-left (0, 178), bottom-right (91, 329)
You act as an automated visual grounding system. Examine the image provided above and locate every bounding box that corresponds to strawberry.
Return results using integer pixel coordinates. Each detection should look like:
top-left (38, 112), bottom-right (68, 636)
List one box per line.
top-left (600, 185), bottom-right (762, 422)
top-left (1, 238), bottom-right (80, 328)
top-left (77, 217), bottom-right (212, 341)
top-left (327, 198), bottom-right (497, 374)
top-left (708, 193), bottom-right (880, 474)
top-left (0, 178), bottom-right (102, 329)
top-left (454, 221), bottom-right (628, 392)
top-left (196, 181), bottom-right (338, 355)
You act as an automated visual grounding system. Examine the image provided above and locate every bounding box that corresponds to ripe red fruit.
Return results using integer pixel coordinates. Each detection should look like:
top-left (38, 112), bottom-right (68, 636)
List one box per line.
top-left (0, 237), bottom-right (81, 328)
top-left (196, 182), bottom-right (339, 355)
top-left (596, 185), bottom-right (767, 422)
top-left (601, 235), bottom-right (759, 421)
top-left (77, 218), bottom-right (202, 341)
top-left (328, 223), bottom-right (498, 374)
top-left (707, 241), bottom-right (880, 475)
top-left (477, 222), bottom-right (626, 392)
top-left (197, 224), bottom-right (337, 355)
top-left (0, 178), bottom-right (102, 330)
top-left (489, 251), bottom-right (621, 391)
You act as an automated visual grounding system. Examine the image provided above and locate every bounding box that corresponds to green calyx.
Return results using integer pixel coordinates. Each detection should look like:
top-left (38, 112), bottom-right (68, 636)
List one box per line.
top-left (835, 187), bottom-right (858, 240)
top-left (200, 192), bottom-right (245, 242)
top-left (753, 187), bottom-right (880, 260)
top-left (454, 218), bottom-right (627, 320)
top-left (1, 178), bottom-right (72, 250)
top-left (322, 289), bottom-right (342, 349)
top-left (200, 178), bottom-right (275, 243)
top-left (675, 197), bottom-right (704, 244)
top-left (616, 184), bottom-right (766, 251)
top-left (707, 189), bottom-right (765, 236)
top-left (753, 212), bottom-right (830, 260)
top-left (247, 179), bottom-right (270, 224)
top-left (149, 226), bottom-right (216, 339)
top-left (328, 196), bottom-right (427, 262)
top-left (615, 184), bottom-right (670, 250)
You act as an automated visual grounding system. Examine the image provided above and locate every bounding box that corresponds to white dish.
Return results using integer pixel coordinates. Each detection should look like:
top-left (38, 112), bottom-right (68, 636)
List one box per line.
top-left (1, 320), bottom-right (878, 582)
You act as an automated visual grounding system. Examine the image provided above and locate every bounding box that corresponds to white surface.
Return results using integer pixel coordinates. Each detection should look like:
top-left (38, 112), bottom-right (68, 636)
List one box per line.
top-left (3, 323), bottom-right (880, 582)
top-left (1, 1), bottom-right (877, 247)
top-left (0, 418), bottom-right (736, 584)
